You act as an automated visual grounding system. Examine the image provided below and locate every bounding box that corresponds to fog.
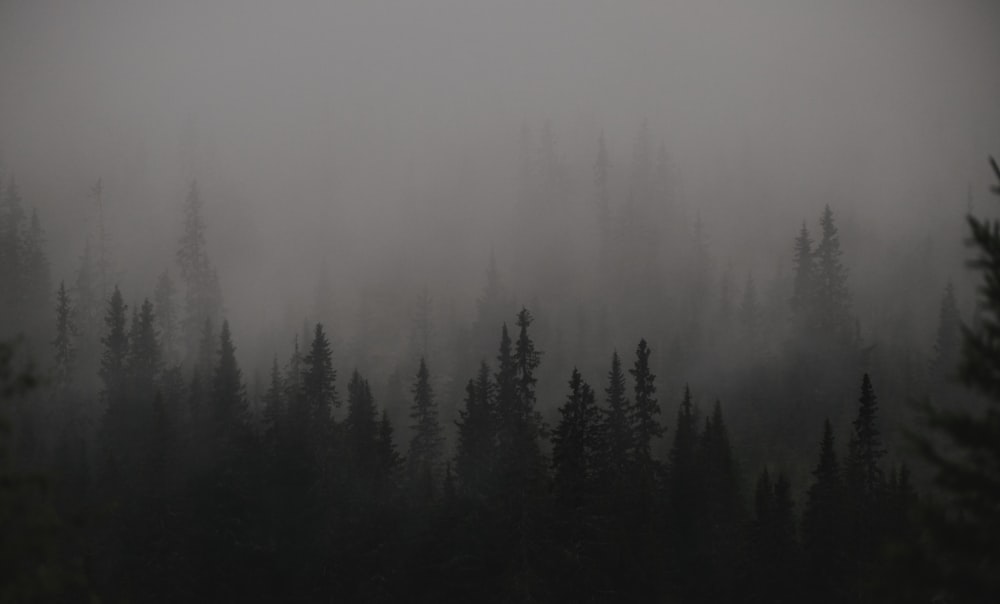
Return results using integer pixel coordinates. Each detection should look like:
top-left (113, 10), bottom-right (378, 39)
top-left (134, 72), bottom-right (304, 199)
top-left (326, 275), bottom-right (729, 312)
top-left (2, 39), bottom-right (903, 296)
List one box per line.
top-left (1, 2), bottom-right (999, 599)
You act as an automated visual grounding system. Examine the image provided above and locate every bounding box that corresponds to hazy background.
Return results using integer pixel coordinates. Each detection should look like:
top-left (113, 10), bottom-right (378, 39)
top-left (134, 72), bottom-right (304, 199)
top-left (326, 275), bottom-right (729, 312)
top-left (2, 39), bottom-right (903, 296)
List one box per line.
top-left (2, 0), bottom-right (999, 381)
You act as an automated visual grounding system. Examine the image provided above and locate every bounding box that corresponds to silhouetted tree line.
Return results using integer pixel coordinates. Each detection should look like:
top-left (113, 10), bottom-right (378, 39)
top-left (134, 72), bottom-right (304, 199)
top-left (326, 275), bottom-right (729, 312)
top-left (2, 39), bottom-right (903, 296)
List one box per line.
top-left (0, 151), bottom-right (992, 602)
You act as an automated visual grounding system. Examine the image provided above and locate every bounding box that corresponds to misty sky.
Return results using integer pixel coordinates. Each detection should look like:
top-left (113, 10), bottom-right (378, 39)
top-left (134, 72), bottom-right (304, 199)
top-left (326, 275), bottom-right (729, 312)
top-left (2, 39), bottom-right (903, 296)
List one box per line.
top-left (1, 0), bottom-right (999, 350)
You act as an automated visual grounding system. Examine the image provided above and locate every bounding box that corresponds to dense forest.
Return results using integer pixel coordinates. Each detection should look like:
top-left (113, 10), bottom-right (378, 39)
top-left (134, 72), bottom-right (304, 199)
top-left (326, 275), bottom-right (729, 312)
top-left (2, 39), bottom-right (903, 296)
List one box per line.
top-left (3, 1), bottom-right (1000, 602)
top-left (0, 135), bottom-right (996, 602)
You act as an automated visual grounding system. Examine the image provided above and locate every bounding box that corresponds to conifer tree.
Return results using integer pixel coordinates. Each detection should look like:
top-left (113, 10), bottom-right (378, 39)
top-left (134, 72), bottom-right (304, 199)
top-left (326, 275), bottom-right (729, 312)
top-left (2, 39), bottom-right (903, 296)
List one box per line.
top-left (814, 205), bottom-right (851, 339)
top-left (21, 209), bottom-right (50, 335)
top-left (0, 178), bottom-right (25, 328)
top-left (127, 298), bottom-right (161, 401)
top-left (552, 368), bottom-right (600, 508)
top-left (302, 323), bottom-right (337, 426)
top-left (791, 222), bottom-right (815, 321)
top-left (211, 320), bottom-right (248, 442)
top-left (932, 281), bottom-right (961, 380)
top-left (375, 409), bottom-right (403, 494)
top-left (153, 270), bottom-right (177, 365)
top-left (261, 356), bottom-right (283, 444)
top-left (408, 358), bottom-right (443, 487)
top-left (99, 286), bottom-right (129, 409)
top-left (177, 180), bottom-right (221, 360)
top-left (629, 339), bottom-right (662, 464)
top-left (51, 281), bottom-right (75, 389)
top-left (345, 369), bottom-right (378, 475)
top-left (910, 158), bottom-right (1000, 599)
top-left (602, 351), bottom-right (632, 480)
top-left (802, 419), bottom-right (846, 603)
top-left (846, 373), bottom-right (885, 502)
top-left (455, 362), bottom-right (496, 498)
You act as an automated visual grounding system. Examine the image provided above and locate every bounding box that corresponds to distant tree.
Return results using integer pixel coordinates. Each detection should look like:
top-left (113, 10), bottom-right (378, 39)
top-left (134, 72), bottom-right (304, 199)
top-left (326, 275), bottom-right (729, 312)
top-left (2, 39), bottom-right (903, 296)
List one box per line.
top-left (791, 222), bottom-right (816, 321)
top-left (454, 362), bottom-right (496, 499)
top-left (931, 281), bottom-right (961, 381)
top-left (846, 374), bottom-right (885, 502)
top-left (261, 356), bottom-right (283, 444)
top-left (51, 282), bottom-right (75, 390)
top-left (552, 368), bottom-right (601, 508)
top-left (739, 272), bottom-right (761, 345)
top-left (99, 287), bottom-right (129, 409)
top-left (153, 270), bottom-right (178, 365)
top-left (126, 299), bottom-right (161, 400)
top-left (595, 130), bottom-right (611, 246)
top-left (176, 180), bottom-right (222, 361)
top-left (407, 358), bottom-right (443, 496)
top-left (302, 323), bottom-right (337, 428)
top-left (21, 209), bottom-right (50, 335)
top-left (0, 178), bottom-right (25, 330)
top-left (375, 409), bottom-right (403, 496)
top-left (751, 469), bottom-right (799, 603)
top-left (345, 369), bottom-right (379, 476)
top-left (211, 320), bottom-right (249, 445)
top-left (802, 419), bottom-right (846, 603)
top-left (630, 339), bottom-right (663, 465)
top-left (601, 351), bottom-right (632, 487)
top-left (814, 206), bottom-right (852, 340)
top-left (667, 385), bottom-right (700, 592)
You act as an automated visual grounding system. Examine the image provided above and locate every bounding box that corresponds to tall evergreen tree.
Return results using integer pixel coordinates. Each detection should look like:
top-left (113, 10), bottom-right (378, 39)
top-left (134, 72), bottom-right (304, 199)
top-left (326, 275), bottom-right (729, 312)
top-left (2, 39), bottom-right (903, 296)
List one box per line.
top-left (51, 282), bottom-right (75, 390)
top-left (791, 222), bottom-right (815, 321)
top-left (802, 419), bottom-right (846, 603)
top-left (932, 281), bottom-right (961, 381)
top-left (345, 369), bottom-right (378, 475)
top-left (630, 339), bottom-right (662, 464)
top-left (211, 320), bottom-right (248, 443)
top-left (127, 298), bottom-right (161, 400)
top-left (846, 373), bottom-right (885, 501)
top-left (454, 362), bottom-right (496, 499)
top-left (99, 287), bottom-right (129, 409)
top-left (302, 323), bottom-right (337, 427)
top-left (153, 270), bottom-right (178, 365)
top-left (176, 180), bottom-right (221, 361)
top-left (552, 368), bottom-right (601, 508)
top-left (814, 205), bottom-right (851, 339)
top-left (407, 358), bottom-right (443, 489)
top-left (261, 356), bottom-right (283, 444)
top-left (21, 209), bottom-right (50, 335)
top-left (602, 351), bottom-right (632, 481)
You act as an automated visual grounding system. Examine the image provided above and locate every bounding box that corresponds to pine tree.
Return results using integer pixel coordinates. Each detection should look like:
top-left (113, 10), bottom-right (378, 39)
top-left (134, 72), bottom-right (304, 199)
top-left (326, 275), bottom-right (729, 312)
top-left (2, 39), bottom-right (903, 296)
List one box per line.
top-left (211, 320), bottom-right (248, 443)
top-left (51, 282), bottom-right (75, 390)
top-left (99, 287), bottom-right (129, 409)
top-left (302, 323), bottom-right (337, 426)
top-left (21, 209), bottom-right (50, 335)
top-left (791, 222), bottom-right (815, 321)
top-left (932, 281), bottom-right (961, 381)
top-left (153, 270), bottom-right (178, 365)
top-left (814, 205), bottom-right (851, 339)
top-left (552, 368), bottom-right (601, 508)
top-left (602, 351), bottom-right (632, 481)
top-left (454, 362), bottom-right (496, 499)
top-left (345, 369), bottom-right (378, 475)
top-left (846, 373), bottom-right (885, 500)
top-left (910, 157), bottom-right (1000, 599)
top-left (127, 298), bottom-right (161, 400)
top-left (408, 357), bottom-right (443, 490)
top-left (375, 409), bottom-right (403, 495)
top-left (261, 356), bottom-right (284, 444)
top-left (0, 178), bottom-right (25, 329)
top-left (630, 339), bottom-right (662, 464)
top-left (802, 419), bottom-right (846, 603)
top-left (177, 180), bottom-right (221, 361)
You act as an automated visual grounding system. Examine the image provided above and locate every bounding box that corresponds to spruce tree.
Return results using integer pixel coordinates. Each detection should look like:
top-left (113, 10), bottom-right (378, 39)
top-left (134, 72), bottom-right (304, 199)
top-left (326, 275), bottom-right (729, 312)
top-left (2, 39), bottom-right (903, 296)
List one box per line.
top-left (302, 323), bottom-right (337, 426)
top-left (814, 205), bottom-right (851, 339)
top-left (791, 222), bottom-right (815, 322)
top-left (176, 180), bottom-right (221, 360)
top-left (211, 320), bottom-right (248, 442)
top-left (21, 209), bottom-right (50, 335)
top-left (99, 286), bottom-right (129, 409)
top-left (407, 358), bottom-right (443, 489)
top-left (454, 361), bottom-right (496, 499)
top-left (802, 419), bottom-right (846, 603)
top-left (931, 281), bottom-right (961, 381)
top-left (846, 373), bottom-right (885, 501)
top-left (552, 368), bottom-right (600, 508)
top-left (51, 281), bottom-right (75, 390)
top-left (261, 356), bottom-right (283, 444)
top-left (345, 369), bottom-right (378, 475)
top-left (602, 351), bottom-right (632, 481)
top-left (153, 270), bottom-right (177, 365)
top-left (629, 339), bottom-right (662, 464)
top-left (375, 409), bottom-right (403, 495)
top-left (127, 299), bottom-right (161, 400)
